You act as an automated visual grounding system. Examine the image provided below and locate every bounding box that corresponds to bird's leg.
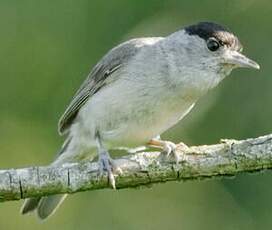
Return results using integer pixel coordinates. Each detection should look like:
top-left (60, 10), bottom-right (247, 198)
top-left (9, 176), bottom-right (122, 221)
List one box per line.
top-left (95, 133), bottom-right (122, 189)
top-left (147, 136), bottom-right (189, 163)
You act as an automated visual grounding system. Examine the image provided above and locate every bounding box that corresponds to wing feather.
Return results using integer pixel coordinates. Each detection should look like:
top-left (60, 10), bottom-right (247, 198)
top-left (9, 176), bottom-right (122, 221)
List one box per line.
top-left (58, 38), bottom-right (153, 135)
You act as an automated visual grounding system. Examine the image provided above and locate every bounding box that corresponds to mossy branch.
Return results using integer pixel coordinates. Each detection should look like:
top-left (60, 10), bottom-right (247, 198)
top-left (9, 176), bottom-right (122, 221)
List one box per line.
top-left (1, 134), bottom-right (272, 202)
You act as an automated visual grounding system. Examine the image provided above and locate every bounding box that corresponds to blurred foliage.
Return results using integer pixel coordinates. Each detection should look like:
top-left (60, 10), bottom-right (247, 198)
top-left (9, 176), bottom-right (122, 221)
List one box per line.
top-left (0, 0), bottom-right (271, 229)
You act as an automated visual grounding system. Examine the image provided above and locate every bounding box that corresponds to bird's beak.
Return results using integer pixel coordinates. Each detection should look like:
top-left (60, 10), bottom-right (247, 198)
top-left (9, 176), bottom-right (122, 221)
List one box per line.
top-left (223, 50), bottom-right (260, 70)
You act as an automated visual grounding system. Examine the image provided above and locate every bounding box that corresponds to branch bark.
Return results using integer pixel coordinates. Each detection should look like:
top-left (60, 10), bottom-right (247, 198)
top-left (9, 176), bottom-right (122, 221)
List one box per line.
top-left (1, 134), bottom-right (272, 202)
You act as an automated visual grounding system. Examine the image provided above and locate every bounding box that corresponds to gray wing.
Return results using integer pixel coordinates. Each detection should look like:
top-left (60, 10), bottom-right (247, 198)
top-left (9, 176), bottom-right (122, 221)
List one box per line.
top-left (58, 38), bottom-right (152, 135)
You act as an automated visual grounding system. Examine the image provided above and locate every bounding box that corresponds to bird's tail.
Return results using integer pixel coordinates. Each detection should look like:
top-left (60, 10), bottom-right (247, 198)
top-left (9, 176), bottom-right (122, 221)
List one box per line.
top-left (20, 138), bottom-right (71, 220)
top-left (21, 194), bottom-right (68, 220)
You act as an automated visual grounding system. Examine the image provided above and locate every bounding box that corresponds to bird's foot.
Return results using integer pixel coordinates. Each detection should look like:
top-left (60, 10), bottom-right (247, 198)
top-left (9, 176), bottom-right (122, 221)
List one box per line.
top-left (98, 150), bottom-right (122, 189)
top-left (148, 139), bottom-right (189, 164)
top-left (161, 141), bottom-right (189, 163)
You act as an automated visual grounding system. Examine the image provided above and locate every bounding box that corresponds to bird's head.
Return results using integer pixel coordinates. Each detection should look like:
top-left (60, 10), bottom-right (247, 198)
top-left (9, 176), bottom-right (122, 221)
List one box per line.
top-left (181, 22), bottom-right (259, 77)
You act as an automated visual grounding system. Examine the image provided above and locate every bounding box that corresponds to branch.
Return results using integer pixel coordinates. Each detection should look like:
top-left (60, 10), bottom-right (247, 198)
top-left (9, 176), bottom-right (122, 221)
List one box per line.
top-left (1, 134), bottom-right (272, 202)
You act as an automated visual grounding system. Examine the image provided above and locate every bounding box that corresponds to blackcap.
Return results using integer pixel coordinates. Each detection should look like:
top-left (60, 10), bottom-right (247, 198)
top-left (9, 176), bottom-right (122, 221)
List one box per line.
top-left (21, 21), bottom-right (259, 219)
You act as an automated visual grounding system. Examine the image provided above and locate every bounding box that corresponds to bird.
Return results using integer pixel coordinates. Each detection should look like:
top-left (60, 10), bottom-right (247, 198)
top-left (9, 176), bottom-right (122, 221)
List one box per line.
top-left (20, 21), bottom-right (260, 220)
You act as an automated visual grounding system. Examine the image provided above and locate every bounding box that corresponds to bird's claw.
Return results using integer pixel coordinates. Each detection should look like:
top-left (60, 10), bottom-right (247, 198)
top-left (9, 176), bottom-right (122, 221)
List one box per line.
top-left (98, 151), bottom-right (122, 189)
top-left (161, 141), bottom-right (189, 164)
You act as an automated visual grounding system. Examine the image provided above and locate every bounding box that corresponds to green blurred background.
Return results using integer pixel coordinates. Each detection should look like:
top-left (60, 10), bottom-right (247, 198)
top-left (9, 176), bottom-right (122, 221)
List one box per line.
top-left (0, 0), bottom-right (271, 229)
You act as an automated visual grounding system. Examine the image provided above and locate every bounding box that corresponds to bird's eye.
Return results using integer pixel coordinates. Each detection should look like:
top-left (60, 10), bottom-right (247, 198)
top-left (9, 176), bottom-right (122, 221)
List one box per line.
top-left (207, 38), bottom-right (220, 52)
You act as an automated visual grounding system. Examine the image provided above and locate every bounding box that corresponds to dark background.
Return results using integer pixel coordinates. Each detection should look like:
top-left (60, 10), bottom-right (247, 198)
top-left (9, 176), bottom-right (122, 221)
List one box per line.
top-left (0, 0), bottom-right (271, 229)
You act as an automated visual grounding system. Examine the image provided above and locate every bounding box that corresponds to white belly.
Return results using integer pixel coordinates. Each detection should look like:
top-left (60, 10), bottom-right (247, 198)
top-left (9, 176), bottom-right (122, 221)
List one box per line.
top-left (74, 76), bottom-right (197, 149)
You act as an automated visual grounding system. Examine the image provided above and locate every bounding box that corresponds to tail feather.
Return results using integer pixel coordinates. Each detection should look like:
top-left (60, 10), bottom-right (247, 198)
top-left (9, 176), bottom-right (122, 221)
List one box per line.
top-left (20, 138), bottom-right (71, 220)
top-left (20, 195), bottom-right (67, 220)
top-left (21, 197), bottom-right (41, 215)
top-left (37, 195), bottom-right (67, 220)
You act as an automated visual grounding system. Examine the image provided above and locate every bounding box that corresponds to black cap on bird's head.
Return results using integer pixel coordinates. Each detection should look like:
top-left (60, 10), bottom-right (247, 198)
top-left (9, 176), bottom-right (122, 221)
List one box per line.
top-left (185, 22), bottom-right (242, 51)
top-left (184, 22), bottom-right (259, 70)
